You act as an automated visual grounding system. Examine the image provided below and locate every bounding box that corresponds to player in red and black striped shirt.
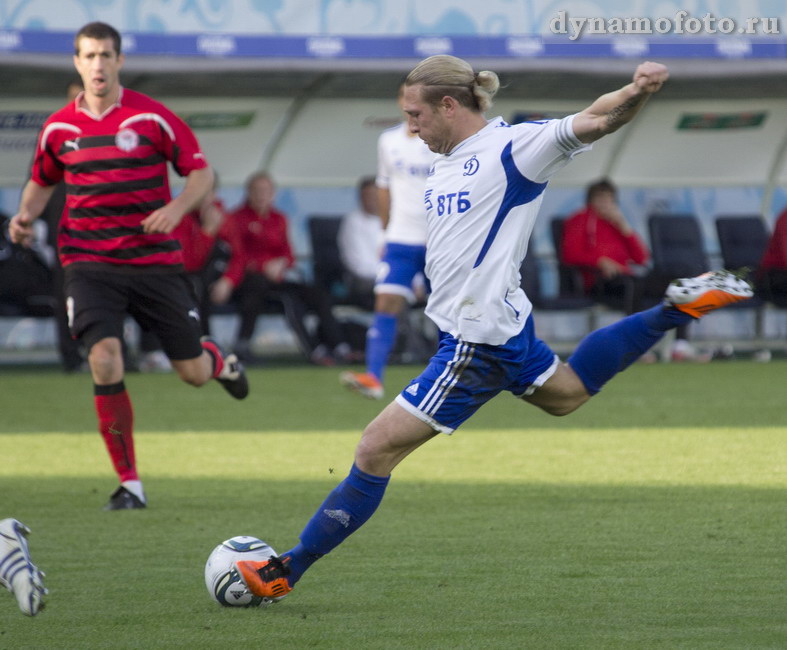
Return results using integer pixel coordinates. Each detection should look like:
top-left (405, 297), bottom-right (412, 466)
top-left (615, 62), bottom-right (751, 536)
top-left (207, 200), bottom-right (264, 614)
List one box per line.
top-left (9, 22), bottom-right (249, 511)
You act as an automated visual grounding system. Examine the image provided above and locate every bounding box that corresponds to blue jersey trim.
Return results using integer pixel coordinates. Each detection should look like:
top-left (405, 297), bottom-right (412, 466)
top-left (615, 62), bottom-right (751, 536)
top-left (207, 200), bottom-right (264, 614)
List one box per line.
top-left (472, 140), bottom-right (547, 269)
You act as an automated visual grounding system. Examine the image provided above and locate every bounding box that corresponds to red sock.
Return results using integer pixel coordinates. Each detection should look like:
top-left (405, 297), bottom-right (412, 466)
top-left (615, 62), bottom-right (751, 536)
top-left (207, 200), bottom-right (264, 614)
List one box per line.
top-left (94, 383), bottom-right (137, 482)
top-left (201, 339), bottom-right (224, 378)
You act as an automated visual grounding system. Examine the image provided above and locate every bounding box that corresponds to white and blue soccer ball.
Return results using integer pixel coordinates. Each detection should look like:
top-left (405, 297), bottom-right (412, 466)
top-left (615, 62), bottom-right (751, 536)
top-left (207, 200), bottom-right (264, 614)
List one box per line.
top-left (204, 536), bottom-right (279, 608)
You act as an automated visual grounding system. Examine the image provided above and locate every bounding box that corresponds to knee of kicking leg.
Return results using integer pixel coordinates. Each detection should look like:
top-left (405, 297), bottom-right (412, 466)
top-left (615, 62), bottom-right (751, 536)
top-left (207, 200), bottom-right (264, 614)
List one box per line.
top-left (542, 393), bottom-right (590, 417)
top-left (521, 362), bottom-right (592, 417)
top-left (542, 402), bottom-right (579, 417)
top-left (522, 388), bottom-right (590, 417)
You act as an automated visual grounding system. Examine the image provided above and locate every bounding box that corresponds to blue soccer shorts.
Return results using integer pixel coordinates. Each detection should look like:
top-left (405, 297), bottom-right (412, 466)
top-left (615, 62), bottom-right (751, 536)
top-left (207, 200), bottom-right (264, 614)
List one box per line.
top-left (395, 315), bottom-right (558, 433)
top-left (375, 242), bottom-right (427, 302)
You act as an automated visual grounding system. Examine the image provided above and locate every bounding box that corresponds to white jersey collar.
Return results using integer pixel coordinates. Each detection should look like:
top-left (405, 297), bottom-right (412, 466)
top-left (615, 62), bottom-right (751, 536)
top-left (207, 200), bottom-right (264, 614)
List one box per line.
top-left (77, 86), bottom-right (125, 121)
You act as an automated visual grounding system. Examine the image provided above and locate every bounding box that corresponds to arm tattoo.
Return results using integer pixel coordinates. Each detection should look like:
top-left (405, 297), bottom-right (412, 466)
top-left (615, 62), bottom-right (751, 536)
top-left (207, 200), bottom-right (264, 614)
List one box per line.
top-left (605, 95), bottom-right (645, 130)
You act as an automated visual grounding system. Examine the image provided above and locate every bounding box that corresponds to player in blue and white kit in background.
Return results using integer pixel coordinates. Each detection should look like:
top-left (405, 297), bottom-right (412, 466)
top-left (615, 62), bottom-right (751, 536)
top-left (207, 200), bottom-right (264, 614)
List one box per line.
top-left (236, 56), bottom-right (753, 600)
top-left (341, 86), bottom-right (435, 399)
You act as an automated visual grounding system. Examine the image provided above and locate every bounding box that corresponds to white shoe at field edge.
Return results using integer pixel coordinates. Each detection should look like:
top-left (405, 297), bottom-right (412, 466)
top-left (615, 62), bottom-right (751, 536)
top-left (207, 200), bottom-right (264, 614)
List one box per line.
top-left (0, 518), bottom-right (47, 616)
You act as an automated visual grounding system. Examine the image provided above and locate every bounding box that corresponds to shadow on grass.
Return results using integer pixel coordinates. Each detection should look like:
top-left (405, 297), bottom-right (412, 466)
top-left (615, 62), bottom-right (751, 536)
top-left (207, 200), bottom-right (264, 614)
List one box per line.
top-left (2, 476), bottom-right (784, 649)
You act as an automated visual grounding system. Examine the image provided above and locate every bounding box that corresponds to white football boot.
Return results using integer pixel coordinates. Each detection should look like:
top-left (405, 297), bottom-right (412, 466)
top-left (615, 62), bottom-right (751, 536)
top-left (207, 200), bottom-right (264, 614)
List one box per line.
top-left (0, 518), bottom-right (47, 616)
top-left (665, 270), bottom-right (753, 318)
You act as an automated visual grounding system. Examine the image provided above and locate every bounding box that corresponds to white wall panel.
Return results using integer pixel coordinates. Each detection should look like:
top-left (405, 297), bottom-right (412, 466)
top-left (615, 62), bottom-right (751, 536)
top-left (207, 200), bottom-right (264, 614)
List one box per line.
top-left (268, 98), bottom-right (397, 186)
top-left (610, 99), bottom-right (787, 187)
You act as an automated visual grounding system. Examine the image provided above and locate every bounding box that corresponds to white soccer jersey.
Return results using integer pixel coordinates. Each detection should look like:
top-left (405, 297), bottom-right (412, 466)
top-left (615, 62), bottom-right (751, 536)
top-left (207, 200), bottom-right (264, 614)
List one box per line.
top-left (376, 122), bottom-right (435, 245)
top-left (424, 114), bottom-right (591, 345)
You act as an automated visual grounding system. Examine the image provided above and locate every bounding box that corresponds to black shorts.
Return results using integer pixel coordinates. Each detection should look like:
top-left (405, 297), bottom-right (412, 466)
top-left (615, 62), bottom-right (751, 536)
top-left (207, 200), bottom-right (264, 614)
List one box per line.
top-left (64, 265), bottom-right (204, 360)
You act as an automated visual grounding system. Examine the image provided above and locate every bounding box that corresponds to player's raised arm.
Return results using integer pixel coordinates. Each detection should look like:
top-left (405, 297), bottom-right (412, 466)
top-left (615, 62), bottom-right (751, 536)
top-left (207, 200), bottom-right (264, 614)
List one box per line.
top-left (8, 180), bottom-right (56, 247)
top-left (572, 61), bottom-right (669, 144)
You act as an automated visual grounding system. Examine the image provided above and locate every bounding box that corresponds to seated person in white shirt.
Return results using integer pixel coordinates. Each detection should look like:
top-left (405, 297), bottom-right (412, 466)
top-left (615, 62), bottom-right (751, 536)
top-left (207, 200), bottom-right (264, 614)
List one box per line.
top-left (338, 176), bottom-right (383, 310)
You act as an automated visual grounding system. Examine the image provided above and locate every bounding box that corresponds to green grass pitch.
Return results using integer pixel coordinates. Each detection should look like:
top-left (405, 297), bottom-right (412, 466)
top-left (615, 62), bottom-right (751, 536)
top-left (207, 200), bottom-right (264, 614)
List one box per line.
top-left (0, 361), bottom-right (785, 649)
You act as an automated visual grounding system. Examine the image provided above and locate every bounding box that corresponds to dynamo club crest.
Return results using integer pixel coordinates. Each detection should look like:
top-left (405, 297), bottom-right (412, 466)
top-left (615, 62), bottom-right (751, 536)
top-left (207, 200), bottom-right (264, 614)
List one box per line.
top-left (463, 155), bottom-right (479, 176)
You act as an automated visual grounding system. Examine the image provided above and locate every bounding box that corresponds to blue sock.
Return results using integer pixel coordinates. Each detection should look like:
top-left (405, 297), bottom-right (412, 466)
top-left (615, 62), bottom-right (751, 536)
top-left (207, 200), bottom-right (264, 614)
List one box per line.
top-left (365, 313), bottom-right (398, 383)
top-left (568, 305), bottom-right (694, 395)
top-left (282, 463), bottom-right (390, 586)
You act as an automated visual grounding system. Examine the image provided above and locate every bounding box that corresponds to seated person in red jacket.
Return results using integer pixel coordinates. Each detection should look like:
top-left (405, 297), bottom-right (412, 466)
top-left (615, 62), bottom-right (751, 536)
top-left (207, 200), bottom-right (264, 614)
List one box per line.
top-left (758, 206), bottom-right (787, 305)
top-left (561, 178), bottom-right (649, 313)
top-left (562, 179), bottom-right (702, 361)
top-left (171, 178), bottom-right (227, 336)
top-left (210, 171), bottom-right (351, 364)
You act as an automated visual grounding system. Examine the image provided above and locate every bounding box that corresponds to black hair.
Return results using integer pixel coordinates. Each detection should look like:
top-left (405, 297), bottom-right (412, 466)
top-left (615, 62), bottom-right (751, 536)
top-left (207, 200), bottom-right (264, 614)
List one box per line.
top-left (74, 22), bottom-right (121, 56)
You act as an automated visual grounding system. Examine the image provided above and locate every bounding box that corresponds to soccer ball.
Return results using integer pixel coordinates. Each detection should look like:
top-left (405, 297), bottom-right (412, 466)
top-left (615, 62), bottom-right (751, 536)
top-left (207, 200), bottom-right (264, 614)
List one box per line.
top-left (204, 536), bottom-right (279, 607)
